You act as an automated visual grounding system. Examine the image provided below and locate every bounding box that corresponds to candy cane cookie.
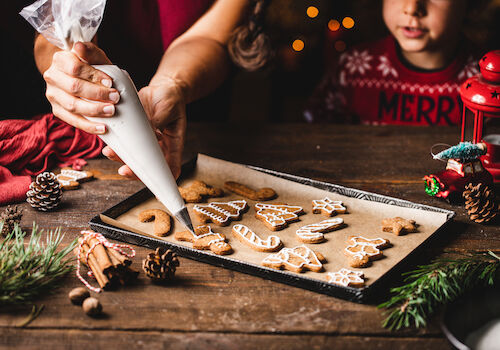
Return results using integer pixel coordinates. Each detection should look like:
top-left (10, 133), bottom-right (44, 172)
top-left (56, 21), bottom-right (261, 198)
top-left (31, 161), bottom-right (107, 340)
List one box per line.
top-left (255, 203), bottom-right (304, 231)
top-left (232, 224), bottom-right (282, 252)
top-left (295, 217), bottom-right (345, 243)
top-left (262, 245), bottom-right (325, 273)
top-left (193, 200), bottom-right (247, 226)
top-left (344, 236), bottom-right (391, 268)
top-left (138, 209), bottom-right (172, 237)
top-left (326, 268), bottom-right (365, 288)
top-left (312, 197), bottom-right (346, 216)
top-left (174, 225), bottom-right (232, 255)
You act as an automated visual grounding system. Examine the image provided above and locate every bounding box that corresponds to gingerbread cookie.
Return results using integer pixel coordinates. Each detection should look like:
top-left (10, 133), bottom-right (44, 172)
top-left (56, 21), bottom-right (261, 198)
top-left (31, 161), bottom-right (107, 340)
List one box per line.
top-left (344, 236), bottom-right (391, 268)
top-left (224, 181), bottom-right (276, 201)
top-left (56, 168), bottom-right (94, 190)
top-left (262, 245), bottom-right (325, 273)
top-left (312, 197), bottom-right (346, 216)
top-left (179, 180), bottom-right (223, 203)
top-left (232, 224), bottom-right (282, 252)
top-left (138, 209), bottom-right (172, 237)
top-left (295, 217), bottom-right (345, 243)
top-left (326, 268), bottom-right (365, 288)
top-left (255, 203), bottom-right (304, 231)
top-left (174, 225), bottom-right (232, 255)
top-left (193, 200), bottom-right (247, 226)
top-left (382, 217), bottom-right (417, 236)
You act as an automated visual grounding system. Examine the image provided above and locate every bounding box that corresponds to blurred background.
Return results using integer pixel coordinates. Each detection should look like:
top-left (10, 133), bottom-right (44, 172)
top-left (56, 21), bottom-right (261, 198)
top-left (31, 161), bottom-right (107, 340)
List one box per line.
top-left (1, 0), bottom-right (499, 122)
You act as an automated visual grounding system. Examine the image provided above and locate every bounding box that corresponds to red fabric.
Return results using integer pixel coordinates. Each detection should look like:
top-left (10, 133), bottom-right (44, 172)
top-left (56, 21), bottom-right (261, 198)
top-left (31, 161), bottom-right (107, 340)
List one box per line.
top-left (305, 36), bottom-right (479, 126)
top-left (0, 114), bottom-right (104, 205)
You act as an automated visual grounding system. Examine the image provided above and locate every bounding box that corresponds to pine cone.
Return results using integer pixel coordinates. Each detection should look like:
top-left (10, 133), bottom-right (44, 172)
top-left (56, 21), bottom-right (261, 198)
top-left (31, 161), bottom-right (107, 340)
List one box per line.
top-left (142, 247), bottom-right (180, 282)
top-left (463, 183), bottom-right (498, 224)
top-left (0, 205), bottom-right (23, 237)
top-left (26, 172), bottom-right (62, 211)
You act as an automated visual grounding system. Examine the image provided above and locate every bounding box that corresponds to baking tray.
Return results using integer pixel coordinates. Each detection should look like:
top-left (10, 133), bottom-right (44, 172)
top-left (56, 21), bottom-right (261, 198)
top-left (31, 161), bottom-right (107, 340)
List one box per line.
top-left (89, 154), bottom-right (455, 303)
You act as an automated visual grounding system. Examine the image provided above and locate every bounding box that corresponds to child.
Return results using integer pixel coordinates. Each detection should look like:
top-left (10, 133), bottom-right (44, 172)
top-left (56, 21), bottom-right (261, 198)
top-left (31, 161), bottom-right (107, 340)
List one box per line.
top-left (304, 0), bottom-right (481, 126)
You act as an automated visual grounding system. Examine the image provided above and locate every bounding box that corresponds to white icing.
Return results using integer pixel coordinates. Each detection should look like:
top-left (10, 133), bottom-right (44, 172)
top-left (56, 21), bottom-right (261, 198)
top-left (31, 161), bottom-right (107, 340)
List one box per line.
top-left (312, 197), bottom-right (346, 215)
top-left (193, 200), bottom-right (247, 224)
top-left (262, 245), bottom-right (322, 270)
top-left (296, 218), bottom-right (344, 241)
top-left (232, 224), bottom-right (281, 250)
top-left (326, 268), bottom-right (364, 286)
top-left (344, 236), bottom-right (388, 258)
top-left (255, 203), bottom-right (303, 228)
top-left (60, 169), bottom-right (89, 181)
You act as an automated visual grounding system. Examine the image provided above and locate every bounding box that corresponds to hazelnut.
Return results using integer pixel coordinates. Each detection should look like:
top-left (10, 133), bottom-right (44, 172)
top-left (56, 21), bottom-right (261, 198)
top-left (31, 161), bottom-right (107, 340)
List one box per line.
top-left (68, 287), bottom-right (90, 305)
top-left (82, 297), bottom-right (102, 317)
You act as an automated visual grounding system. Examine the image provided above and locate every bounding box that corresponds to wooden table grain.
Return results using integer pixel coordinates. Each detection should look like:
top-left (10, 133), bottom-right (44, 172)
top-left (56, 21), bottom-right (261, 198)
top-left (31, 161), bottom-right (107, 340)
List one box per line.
top-left (1, 123), bottom-right (499, 350)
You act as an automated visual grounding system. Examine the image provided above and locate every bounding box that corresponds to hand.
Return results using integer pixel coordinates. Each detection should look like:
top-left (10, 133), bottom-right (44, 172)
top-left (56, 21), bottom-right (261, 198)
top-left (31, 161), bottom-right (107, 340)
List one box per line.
top-left (43, 42), bottom-right (119, 134)
top-left (103, 77), bottom-right (187, 179)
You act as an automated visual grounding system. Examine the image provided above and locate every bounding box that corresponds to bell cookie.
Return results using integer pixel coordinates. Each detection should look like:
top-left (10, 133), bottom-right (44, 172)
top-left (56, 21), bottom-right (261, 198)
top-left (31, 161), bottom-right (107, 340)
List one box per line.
top-left (193, 200), bottom-right (247, 226)
top-left (262, 245), bottom-right (325, 273)
top-left (56, 168), bottom-right (94, 190)
top-left (381, 217), bottom-right (417, 236)
top-left (232, 224), bottom-right (282, 252)
top-left (138, 209), bottom-right (172, 237)
top-left (255, 203), bottom-right (304, 231)
top-left (224, 181), bottom-right (276, 201)
top-left (174, 225), bottom-right (232, 255)
top-left (326, 268), bottom-right (365, 288)
top-left (344, 236), bottom-right (390, 268)
top-left (296, 217), bottom-right (345, 243)
top-left (179, 180), bottom-right (223, 203)
top-left (312, 197), bottom-right (346, 216)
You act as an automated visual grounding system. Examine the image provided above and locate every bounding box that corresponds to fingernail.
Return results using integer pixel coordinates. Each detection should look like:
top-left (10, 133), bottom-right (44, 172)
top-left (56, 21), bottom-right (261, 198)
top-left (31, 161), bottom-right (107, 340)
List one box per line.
top-left (102, 79), bottom-right (112, 88)
top-left (103, 105), bottom-right (115, 115)
top-left (118, 167), bottom-right (127, 176)
top-left (109, 91), bottom-right (120, 103)
top-left (95, 125), bottom-right (106, 134)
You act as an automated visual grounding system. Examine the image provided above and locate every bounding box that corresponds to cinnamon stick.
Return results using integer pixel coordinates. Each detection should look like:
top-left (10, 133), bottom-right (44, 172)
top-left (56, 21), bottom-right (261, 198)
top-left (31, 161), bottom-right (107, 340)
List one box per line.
top-left (76, 239), bottom-right (111, 290)
top-left (88, 237), bottom-right (114, 273)
top-left (106, 247), bottom-right (132, 267)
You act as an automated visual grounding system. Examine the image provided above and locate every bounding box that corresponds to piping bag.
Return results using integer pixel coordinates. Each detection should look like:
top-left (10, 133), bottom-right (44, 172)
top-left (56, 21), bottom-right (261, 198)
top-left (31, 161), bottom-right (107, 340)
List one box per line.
top-left (20, 0), bottom-right (195, 234)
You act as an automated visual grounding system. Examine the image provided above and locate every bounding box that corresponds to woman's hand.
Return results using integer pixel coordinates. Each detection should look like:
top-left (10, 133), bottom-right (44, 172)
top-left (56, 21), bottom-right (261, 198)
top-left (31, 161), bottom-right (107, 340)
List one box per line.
top-left (43, 42), bottom-right (119, 134)
top-left (102, 77), bottom-right (187, 179)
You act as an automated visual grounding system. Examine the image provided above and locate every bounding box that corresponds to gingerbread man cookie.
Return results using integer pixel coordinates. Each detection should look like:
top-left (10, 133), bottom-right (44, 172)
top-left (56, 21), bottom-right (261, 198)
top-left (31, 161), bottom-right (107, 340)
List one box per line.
top-left (193, 200), bottom-right (247, 226)
top-left (174, 225), bottom-right (232, 255)
top-left (295, 217), bottom-right (345, 243)
top-left (224, 181), bottom-right (276, 201)
top-left (344, 236), bottom-right (391, 268)
top-left (179, 180), bottom-right (223, 203)
top-left (312, 197), bottom-right (346, 216)
top-left (381, 217), bottom-right (417, 236)
top-left (138, 209), bottom-right (172, 237)
top-left (326, 268), bottom-right (365, 288)
top-left (262, 245), bottom-right (325, 273)
top-left (56, 168), bottom-right (94, 190)
top-left (255, 203), bottom-right (304, 231)
top-left (232, 224), bottom-right (282, 252)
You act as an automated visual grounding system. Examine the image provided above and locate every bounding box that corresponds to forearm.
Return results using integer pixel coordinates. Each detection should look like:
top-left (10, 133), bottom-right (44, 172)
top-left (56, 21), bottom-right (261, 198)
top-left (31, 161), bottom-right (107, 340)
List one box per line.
top-left (149, 36), bottom-right (230, 104)
top-left (34, 34), bottom-right (61, 74)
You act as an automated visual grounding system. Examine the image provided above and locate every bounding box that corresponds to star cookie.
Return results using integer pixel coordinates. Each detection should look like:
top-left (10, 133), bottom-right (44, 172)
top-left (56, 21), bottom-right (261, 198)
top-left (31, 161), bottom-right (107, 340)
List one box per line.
top-left (381, 217), bottom-right (417, 236)
top-left (312, 197), bottom-right (346, 216)
top-left (326, 268), bottom-right (365, 288)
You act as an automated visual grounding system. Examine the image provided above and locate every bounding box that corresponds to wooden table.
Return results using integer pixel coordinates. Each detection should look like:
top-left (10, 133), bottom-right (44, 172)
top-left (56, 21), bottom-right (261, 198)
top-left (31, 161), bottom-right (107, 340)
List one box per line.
top-left (1, 123), bottom-right (499, 349)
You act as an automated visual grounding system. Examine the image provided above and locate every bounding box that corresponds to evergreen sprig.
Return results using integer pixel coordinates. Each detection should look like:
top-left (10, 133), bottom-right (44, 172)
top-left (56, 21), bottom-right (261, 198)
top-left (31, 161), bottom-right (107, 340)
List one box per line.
top-left (378, 251), bottom-right (500, 331)
top-left (0, 222), bottom-right (77, 305)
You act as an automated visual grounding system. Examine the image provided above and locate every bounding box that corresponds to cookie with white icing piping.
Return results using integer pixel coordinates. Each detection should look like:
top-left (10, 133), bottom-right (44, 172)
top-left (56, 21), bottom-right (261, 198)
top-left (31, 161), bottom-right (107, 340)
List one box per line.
top-left (193, 200), bottom-right (247, 226)
top-left (254, 203), bottom-right (304, 231)
top-left (262, 245), bottom-right (325, 273)
top-left (232, 224), bottom-right (282, 252)
top-left (174, 225), bottom-right (232, 255)
top-left (312, 197), bottom-right (346, 216)
top-left (344, 236), bottom-right (390, 268)
top-left (295, 217), bottom-right (345, 243)
top-left (56, 168), bottom-right (94, 190)
top-left (326, 268), bottom-right (365, 287)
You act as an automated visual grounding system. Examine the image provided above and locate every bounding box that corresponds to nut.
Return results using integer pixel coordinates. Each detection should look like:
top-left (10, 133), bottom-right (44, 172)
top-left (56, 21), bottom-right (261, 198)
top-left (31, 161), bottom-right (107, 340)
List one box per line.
top-left (68, 287), bottom-right (90, 305)
top-left (82, 297), bottom-right (102, 317)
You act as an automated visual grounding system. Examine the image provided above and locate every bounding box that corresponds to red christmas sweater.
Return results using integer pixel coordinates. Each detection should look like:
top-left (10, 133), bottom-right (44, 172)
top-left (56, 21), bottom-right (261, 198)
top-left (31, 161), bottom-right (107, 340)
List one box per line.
top-left (304, 36), bottom-right (479, 126)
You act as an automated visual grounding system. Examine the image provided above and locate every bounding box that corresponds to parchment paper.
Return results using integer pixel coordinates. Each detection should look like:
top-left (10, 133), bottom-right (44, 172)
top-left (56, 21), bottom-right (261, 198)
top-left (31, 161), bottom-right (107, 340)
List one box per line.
top-left (102, 154), bottom-right (449, 287)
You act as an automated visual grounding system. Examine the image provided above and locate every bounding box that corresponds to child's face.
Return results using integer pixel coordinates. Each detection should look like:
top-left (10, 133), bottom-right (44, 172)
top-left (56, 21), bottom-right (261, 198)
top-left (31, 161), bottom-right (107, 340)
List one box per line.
top-left (383, 0), bottom-right (467, 54)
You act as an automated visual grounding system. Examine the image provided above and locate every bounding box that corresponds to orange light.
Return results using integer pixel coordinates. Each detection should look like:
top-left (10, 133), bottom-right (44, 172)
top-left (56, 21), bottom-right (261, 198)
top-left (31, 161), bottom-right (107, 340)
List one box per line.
top-left (342, 17), bottom-right (355, 29)
top-left (292, 39), bottom-right (305, 52)
top-left (306, 6), bottom-right (319, 18)
top-left (328, 19), bottom-right (340, 31)
top-left (335, 40), bottom-right (346, 52)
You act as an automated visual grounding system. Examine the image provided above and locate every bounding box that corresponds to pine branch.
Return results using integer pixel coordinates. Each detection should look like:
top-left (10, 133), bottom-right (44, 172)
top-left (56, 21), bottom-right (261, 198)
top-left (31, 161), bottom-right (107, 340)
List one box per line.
top-left (378, 251), bottom-right (500, 331)
top-left (0, 223), bottom-right (77, 305)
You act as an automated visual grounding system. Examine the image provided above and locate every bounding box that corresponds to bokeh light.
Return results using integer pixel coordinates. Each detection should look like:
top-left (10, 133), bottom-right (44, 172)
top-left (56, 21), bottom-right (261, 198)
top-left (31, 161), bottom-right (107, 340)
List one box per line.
top-left (342, 17), bottom-right (355, 29)
top-left (292, 39), bottom-right (305, 52)
top-left (334, 40), bottom-right (346, 52)
top-left (306, 6), bottom-right (319, 18)
top-left (328, 19), bottom-right (341, 31)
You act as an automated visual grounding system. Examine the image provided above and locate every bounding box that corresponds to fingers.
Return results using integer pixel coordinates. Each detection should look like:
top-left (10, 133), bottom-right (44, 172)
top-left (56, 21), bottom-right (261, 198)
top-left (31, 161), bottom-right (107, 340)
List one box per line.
top-left (51, 103), bottom-right (106, 134)
top-left (72, 42), bottom-right (112, 65)
top-left (46, 86), bottom-right (115, 119)
top-left (118, 165), bottom-right (138, 180)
